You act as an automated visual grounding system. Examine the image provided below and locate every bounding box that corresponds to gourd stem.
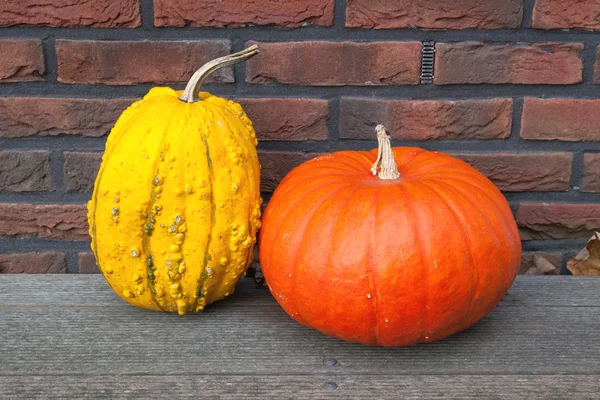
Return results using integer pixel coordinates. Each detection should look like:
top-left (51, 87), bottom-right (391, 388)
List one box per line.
top-left (370, 125), bottom-right (401, 180)
top-left (179, 45), bottom-right (259, 103)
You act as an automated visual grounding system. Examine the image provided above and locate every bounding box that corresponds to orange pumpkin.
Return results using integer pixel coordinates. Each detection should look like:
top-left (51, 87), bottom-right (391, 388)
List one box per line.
top-left (259, 125), bottom-right (521, 347)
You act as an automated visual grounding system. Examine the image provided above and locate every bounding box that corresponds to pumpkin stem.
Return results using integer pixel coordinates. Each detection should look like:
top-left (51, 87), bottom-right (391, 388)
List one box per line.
top-left (370, 125), bottom-right (401, 180)
top-left (179, 45), bottom-right (259, 103)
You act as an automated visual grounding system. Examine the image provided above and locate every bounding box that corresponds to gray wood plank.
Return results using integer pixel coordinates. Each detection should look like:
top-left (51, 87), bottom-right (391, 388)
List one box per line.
top-left (0, 275), bottom-right (273, 307)
top-left (1, 302), bottom-right (599, 376)
top-left (1, 375), bottom-right (598, 399)
top-left (1, 275), bottom-right (599, 307)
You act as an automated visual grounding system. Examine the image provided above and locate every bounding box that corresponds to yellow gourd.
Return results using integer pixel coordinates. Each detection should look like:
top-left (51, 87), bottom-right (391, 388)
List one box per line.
top-left (87, 46), bottom-right (262, 315)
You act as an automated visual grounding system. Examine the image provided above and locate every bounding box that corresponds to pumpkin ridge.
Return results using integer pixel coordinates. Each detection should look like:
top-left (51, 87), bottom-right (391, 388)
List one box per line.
top-left (324, 152), bottom-right (374, 172)
top-left (397, 150), bottom-right (467, 173)
top-left (318, 185), bottom-right (372, 340)
top-left (273, 172), bottom-right (361, 207)
top-left (441, 176), bottom-right (519, 251)
top-left (418, 179), bottom-right (480, 336)
top-left (142, 188), bottom-right (164, 311)
top-left (264, 175), bottom-right (358, 248)
top-left (396, 181), bottom-right (429, 343)
top-left (289, 184), bottom-right (356, 328)
top-left (367, 187), bottom-right (381, 345)
top-left (260, 175), bottom-right (350, 271)
top-left (439, 178), bottom-right (511, 325)
top-left (297, 165), bottom-right (364, 176)
top-left (457, 178), bottom-right (520, 299)
top-left (194, 133), bottom-right (215, 309)
top-left (390, 148), bottom-right (428, 169)
top-left (90, 97), bottom-right (168, 291)
top-left (219, 114), bottom-right (254, 294)
top-left (357, 151), bottom-right (377, 167)
top-left (141, 103), bottom-right (181, 311)
top-left (434, 178), bottom-right (517, 325)
top-left (175, 106), bottom-right (202, 314)
top-left (178, 113), bottom-right (190, 310)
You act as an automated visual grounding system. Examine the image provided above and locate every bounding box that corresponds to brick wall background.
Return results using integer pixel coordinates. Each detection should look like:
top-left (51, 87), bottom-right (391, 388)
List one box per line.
top-left (0, 0), bottom-right (599, 275)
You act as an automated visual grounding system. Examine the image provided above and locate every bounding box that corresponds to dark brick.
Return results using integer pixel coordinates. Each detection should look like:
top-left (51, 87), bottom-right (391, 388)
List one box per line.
top-left (78, 253), bottom-right (99, 274)
top-left (521, 98), bottom-right (600, 141)
top-left (64, 152), bottom-right (102, 192)
top-left (0, 151), bottom-right (53, 192)
top-left (237, 98), bottom-right (329, 141)
top-left (0, 0), bottom-right (140, 28)
top-left (434, 42), bottom-right (583, 85)
top-left (454, 153), bottom-right (573, 192)
top-left (347, 0), bottom-right (523, 29)
top-left (340, 98), bottom-right (512, 140)
top-left (154, 0), bottom-right (334, 28)
top-left (57, 40), bottom-right (232, 85)
top-left (0, 98), bottom-right (132, 138)
top-left (0, 252), bottom-right (66, 274)
top-left (259, 152), bottom-right (321, 192)
top-left (516, 203), bottom-right (600, 240)
top-left (246, 41), bottom-right (422, 86)
top-left (0, 203), bottom-right (88, 239)
top-left (582, 154), bottom-right (600, 192)
top-left (0, 40), bottom-right (44, 82)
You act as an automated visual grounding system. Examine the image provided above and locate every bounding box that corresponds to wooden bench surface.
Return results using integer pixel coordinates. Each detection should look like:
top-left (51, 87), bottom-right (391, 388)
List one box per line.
top-left (0, 275), bottom-right (599, 399)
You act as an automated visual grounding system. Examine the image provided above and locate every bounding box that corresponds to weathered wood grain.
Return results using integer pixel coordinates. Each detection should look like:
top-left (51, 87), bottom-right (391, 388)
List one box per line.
top-left (0, 275), bottom-right (272, 307)
top-left (1, 298), bottom-right (599, 375)
top-left (0, 275), bottom-right (598, 399)
top-left (0, 375), bottom-right (599, 400)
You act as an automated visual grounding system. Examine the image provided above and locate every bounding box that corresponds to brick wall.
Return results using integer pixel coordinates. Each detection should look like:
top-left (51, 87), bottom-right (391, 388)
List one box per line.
top-left (1, 0), bottom-right (599, 275)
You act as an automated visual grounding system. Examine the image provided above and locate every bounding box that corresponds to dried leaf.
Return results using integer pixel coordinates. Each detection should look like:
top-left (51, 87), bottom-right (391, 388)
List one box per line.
top-left (567, 232), bottom-right (600, 276)
top-left (524, 255), bottom-right (560, 275)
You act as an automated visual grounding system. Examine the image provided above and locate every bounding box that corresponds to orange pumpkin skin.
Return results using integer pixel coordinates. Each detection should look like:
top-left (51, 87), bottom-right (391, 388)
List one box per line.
top-left (259, 147), bottom-right (521, 347)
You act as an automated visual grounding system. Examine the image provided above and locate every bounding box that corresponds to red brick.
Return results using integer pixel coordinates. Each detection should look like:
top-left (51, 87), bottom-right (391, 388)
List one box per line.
top-left (516, 203), bottom-right (600, 240)
top-left (0, 151), bottom-right (53, 192)
top-left (521, 98), bottom-right (600, 141)
top-left (246, 41), bottom-right (422, 86)
top-left (582, 153), bottom-right (600, 192)
top-left (78, 253), bottom-right (99, 274)
top-left (0, 40), bottom-right (44, 82)
top-left (64, 152), bottom-right (102, 192)
top-left (594, 45), bottom-right (600, 84)
top-left (237, 98), bottom-right (329, 141)
top-left (259, 152), bottom-right (320, 192)
top-left (57, 40), bottom-right (232, 85)
top-left (519, 252), bottom-right (562, 275)
top-left (0, 98), bottom-right (132, 138)
top-left (154, 0), bottom-right (334, 28)
top-left (0, 0), bottom-right (140, 28)
top-left (340, 98), bottom-right (512, 140)
top-left (533, 0), bottom-right (600, 30)
top-left (453, 153), bottom-right (573, 192)
top-left (434, 42), bottom-right (583, 85)
top-left (347, 0), bottom-right (522, 29)
top-left (0, 252), bottom-right (66, 274)
top-left (0, 203), bottom-right (88, 239)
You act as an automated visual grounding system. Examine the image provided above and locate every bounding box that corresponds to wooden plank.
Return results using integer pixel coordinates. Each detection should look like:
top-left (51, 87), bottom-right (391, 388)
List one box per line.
top-left (1, 302), bottom-right (598, 376)
top-left (501, 277), bottom-right (600, 307)
top-left (0, 275), bottom-right (273, 307)
top-left (0, 375), bottom-right (598, 399)
top-left (1, 275), bottom-right (599, 307)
